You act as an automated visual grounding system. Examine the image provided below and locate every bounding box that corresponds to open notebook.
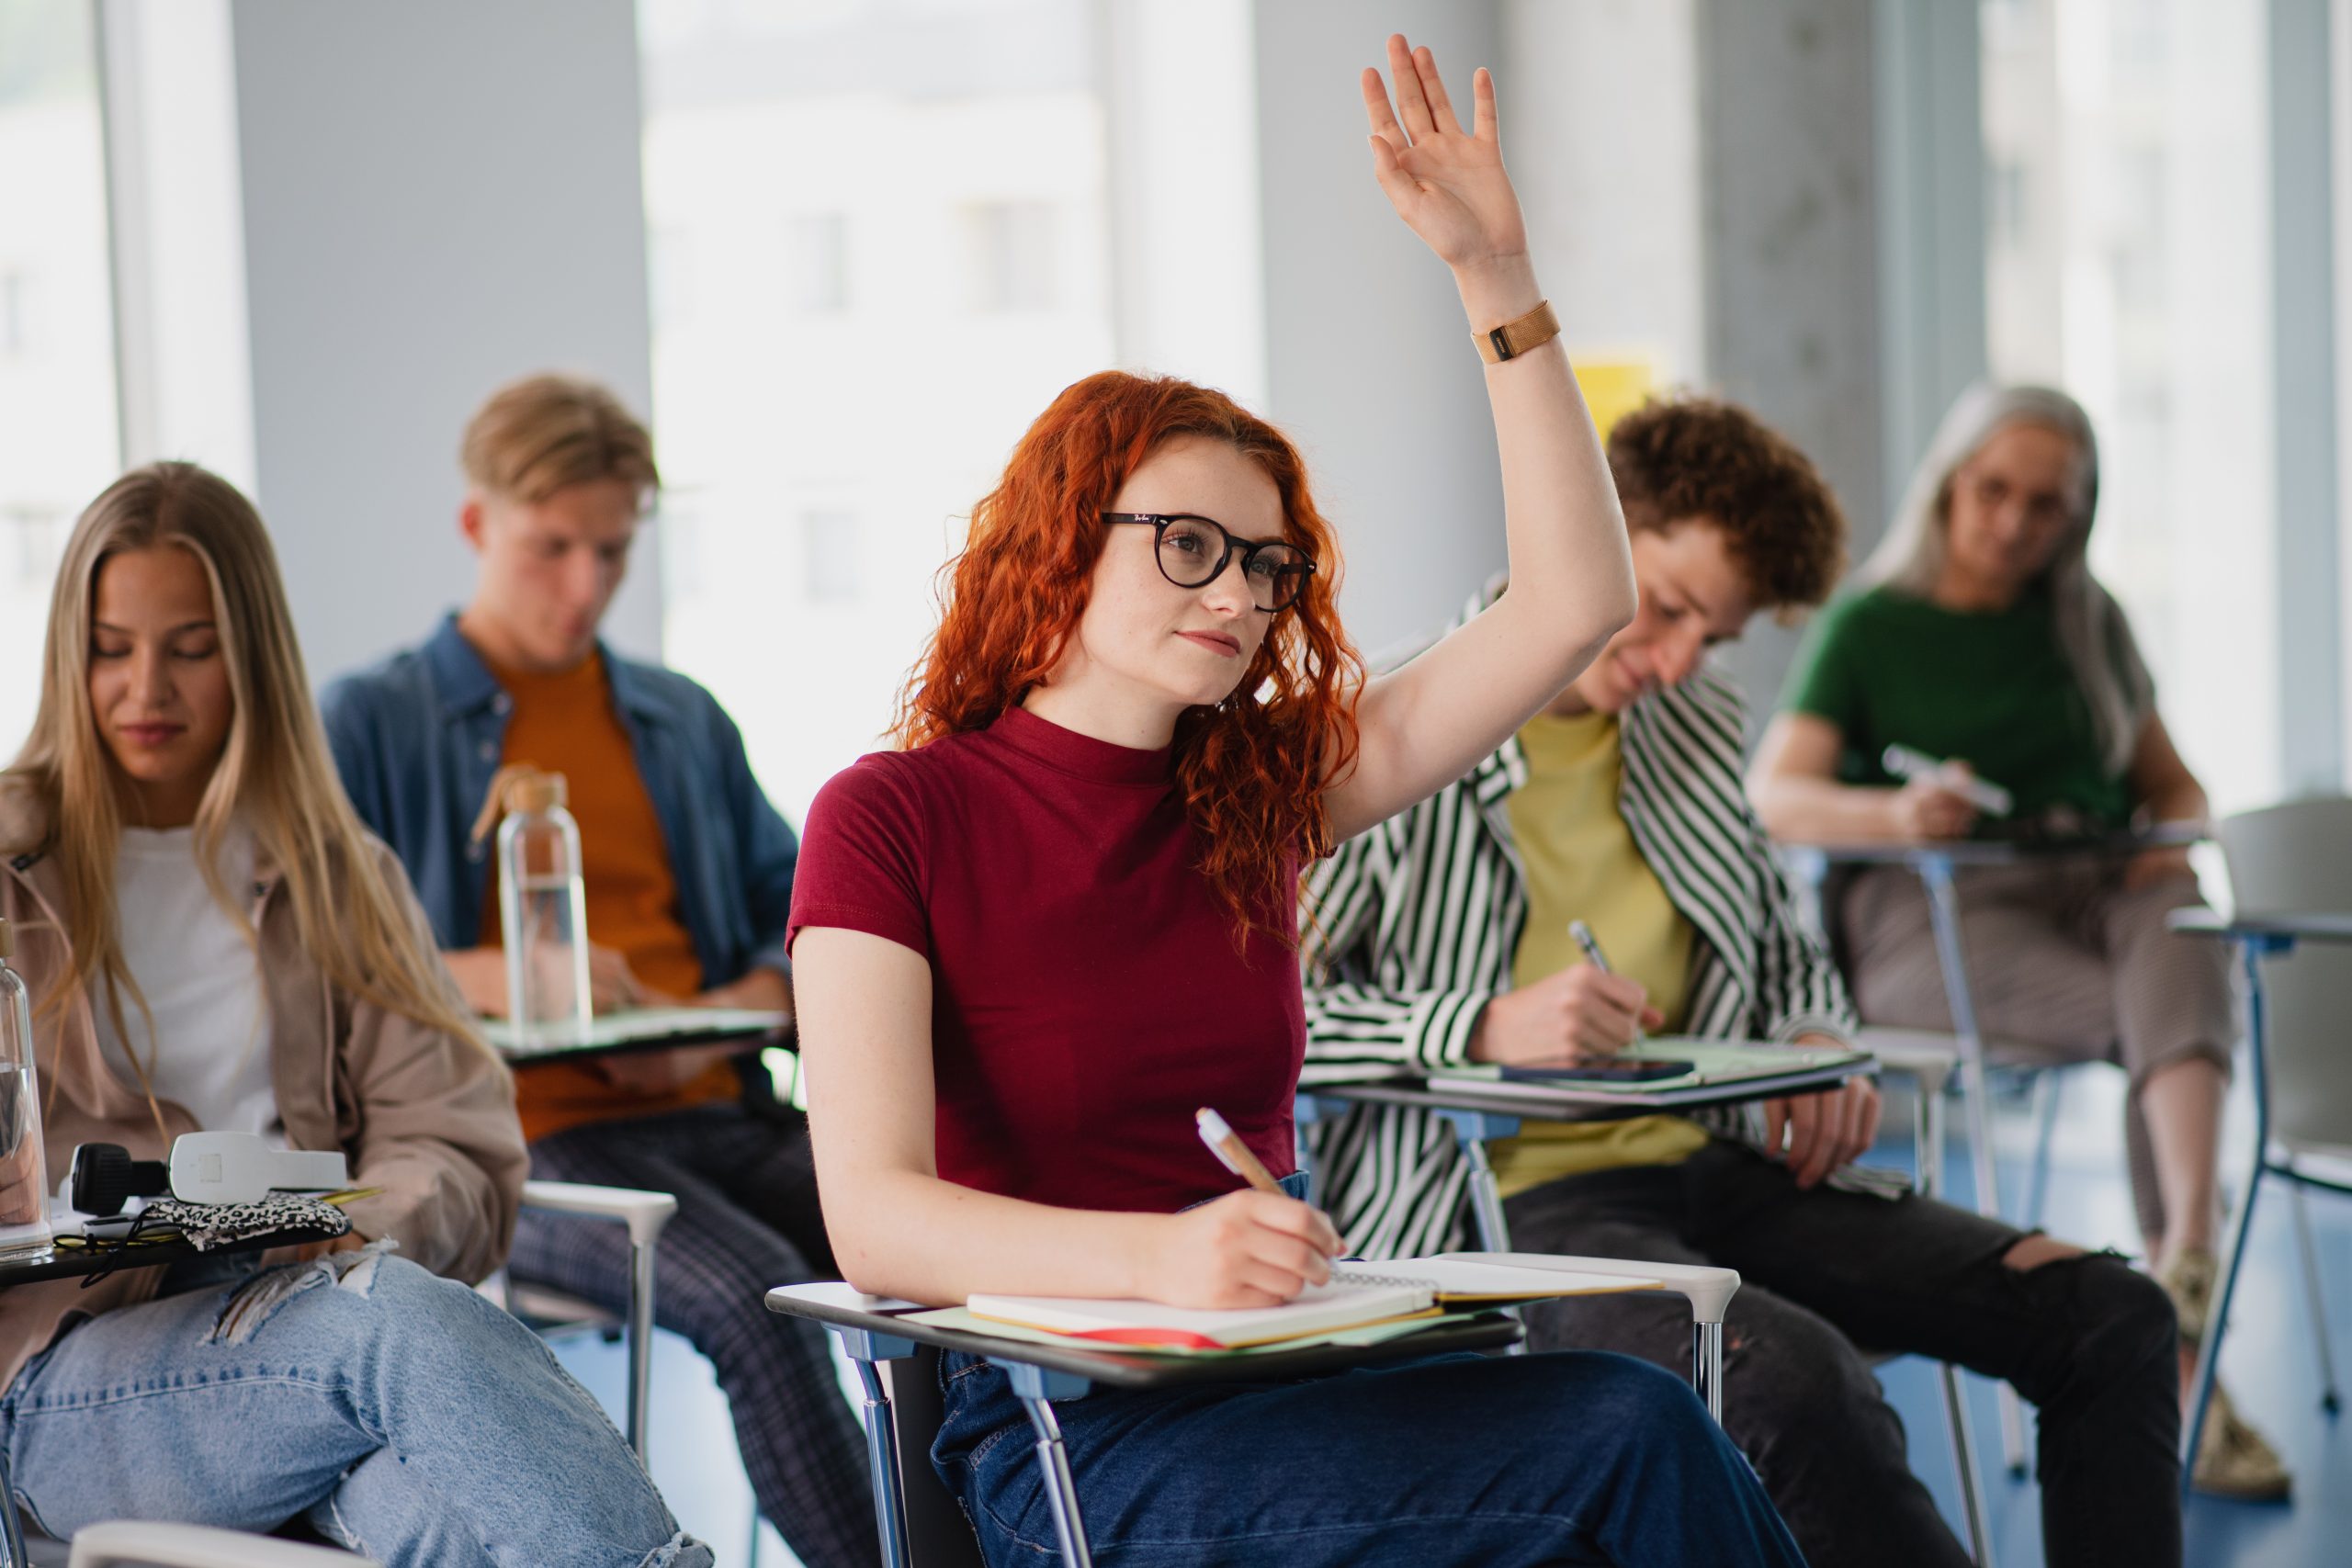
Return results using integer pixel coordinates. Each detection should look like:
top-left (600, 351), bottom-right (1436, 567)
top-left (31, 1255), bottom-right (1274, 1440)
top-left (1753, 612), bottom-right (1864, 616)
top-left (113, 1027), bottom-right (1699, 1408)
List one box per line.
top-left (965, 1256), bottom-right (1662, 1351)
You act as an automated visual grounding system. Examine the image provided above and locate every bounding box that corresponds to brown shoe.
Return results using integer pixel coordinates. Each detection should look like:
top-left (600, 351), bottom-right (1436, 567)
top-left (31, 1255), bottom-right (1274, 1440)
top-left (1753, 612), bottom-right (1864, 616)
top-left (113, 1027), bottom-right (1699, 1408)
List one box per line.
top-left (2192, 1382), bottom-right (2292, 1501)
top-left (2158, 1247), bottom-right (2220, 1344)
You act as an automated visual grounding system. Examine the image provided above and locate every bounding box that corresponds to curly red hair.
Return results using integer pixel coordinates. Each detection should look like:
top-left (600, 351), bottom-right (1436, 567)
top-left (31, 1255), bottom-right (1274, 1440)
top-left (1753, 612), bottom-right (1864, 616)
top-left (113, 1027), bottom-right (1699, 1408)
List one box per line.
top-left (893, 371), bottom-right (1363, 944)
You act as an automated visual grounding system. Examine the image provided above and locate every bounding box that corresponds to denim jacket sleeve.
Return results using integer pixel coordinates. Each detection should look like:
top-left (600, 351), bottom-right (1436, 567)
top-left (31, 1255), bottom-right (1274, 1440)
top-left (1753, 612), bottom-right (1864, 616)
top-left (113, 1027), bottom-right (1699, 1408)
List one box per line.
top-left (709, 697), bottom-right (798, 980)
top-left (321, 677), bottom-right (390, 840)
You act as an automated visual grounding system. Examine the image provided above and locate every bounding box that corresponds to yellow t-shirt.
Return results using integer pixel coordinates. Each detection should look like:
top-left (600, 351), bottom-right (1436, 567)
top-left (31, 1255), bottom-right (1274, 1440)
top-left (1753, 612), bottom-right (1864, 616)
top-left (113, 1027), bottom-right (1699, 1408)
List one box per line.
top-left (1486, 709), bottom-right (1710, 1199)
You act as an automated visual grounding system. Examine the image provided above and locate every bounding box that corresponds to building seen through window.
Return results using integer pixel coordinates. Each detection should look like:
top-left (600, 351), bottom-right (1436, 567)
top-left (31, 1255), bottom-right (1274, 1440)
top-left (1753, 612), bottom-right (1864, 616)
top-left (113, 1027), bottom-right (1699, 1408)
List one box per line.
top-left (1982, 0), bottom-right (2278, 812)
top-left (639, 0), bottom-right (1113, 819)
top-left (0, 1), bottom-right (119, 759)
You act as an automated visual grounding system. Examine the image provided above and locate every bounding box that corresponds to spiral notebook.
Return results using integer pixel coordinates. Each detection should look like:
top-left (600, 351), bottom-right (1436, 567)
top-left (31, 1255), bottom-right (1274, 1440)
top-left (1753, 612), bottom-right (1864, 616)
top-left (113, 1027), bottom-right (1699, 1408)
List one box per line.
top-left (966, 1257), bottom-right (1660, 1350)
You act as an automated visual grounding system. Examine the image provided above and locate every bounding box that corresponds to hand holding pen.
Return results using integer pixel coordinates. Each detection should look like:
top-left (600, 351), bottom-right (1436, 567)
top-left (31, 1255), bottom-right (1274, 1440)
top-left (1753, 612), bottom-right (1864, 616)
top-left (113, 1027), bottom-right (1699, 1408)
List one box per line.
top-left (1466, 921), bottom-right (1661, 1066)
top-left (1568, 921), bottom-right (1650, 1044)
top-left (1881, 745), bottom-right (2009, 840)
top-left (1133, 1109), bottom-right (1340, 1311)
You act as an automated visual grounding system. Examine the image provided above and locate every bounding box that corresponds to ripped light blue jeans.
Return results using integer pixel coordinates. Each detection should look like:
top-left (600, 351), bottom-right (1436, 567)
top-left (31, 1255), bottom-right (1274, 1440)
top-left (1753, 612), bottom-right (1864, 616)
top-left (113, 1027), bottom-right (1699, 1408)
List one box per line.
top-left (0, 1247), bottom-right (712, 1568)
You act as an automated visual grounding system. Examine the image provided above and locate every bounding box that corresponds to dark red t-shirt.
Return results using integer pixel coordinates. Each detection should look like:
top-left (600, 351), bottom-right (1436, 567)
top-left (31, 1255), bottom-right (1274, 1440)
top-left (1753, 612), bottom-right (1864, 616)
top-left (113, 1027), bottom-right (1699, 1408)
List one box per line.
top-left (786, 705), bottom-right (1302, 1213)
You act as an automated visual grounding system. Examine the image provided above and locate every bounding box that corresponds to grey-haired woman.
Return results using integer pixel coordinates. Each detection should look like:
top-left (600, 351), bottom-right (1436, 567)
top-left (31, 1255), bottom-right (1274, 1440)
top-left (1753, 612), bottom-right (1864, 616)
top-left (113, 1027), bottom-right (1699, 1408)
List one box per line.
top-left (1747, 383), bottom-right (2284, 1500)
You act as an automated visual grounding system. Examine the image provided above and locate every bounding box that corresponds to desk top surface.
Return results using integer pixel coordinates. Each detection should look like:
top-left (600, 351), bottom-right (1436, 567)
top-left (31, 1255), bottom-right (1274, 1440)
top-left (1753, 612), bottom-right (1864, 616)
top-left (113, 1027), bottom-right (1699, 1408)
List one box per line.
top-left (765, 1281), bottom-right (1522, 1387)
top-left (0, 1225), bottom-right (288, 1289)
top-left (2166, 908), bottom-right (2352, 944)
top-left (1787, 823), bottom-right (2202, 868)
top-left (1305, 1059), bottom-right (1870, 1119)
top-left (485, 1006), bottom-right (790, 1063)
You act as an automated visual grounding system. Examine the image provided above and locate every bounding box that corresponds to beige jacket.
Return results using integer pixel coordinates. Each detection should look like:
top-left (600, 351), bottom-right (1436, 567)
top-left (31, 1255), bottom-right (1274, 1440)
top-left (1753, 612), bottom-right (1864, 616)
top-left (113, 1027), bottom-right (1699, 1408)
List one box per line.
top-left (0, 788), bottom-right (527, 1391)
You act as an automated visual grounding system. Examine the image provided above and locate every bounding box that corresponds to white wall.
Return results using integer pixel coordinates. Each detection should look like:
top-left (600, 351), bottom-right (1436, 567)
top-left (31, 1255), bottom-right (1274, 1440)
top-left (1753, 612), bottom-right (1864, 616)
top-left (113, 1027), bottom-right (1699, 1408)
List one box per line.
top-left (226, 0), bottom-right (659, 686)
top-left (1502, 0), bottom-right (1707, 390)
top-left (1251, 0), bottom-right (1507, 655)
top-left (1696, 0), bottom-right (1887, 731)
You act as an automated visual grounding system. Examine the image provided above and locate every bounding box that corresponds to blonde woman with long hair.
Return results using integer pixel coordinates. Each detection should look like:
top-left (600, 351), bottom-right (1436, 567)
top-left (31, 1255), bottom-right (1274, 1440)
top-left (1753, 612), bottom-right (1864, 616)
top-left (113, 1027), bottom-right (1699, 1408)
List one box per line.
top-left (1747, 383), bottom-right (2280, 1501)
top-left (0, 463), bottom-right (709, 1566)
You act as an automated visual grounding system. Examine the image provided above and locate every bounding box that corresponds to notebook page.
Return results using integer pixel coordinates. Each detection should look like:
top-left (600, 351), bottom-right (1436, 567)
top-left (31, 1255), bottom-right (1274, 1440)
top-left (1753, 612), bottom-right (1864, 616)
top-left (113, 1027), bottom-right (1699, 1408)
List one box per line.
top-left (966, 1277), bottom-right (1436, 1348)
top-left (1334, 1258), bottom-right (1662, 1303)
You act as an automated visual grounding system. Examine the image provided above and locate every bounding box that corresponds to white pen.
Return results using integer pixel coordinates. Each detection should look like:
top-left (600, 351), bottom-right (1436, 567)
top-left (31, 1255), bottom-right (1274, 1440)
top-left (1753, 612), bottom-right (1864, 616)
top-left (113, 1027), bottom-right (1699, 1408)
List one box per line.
top-left (1881, 744), bottom-right (2014, 818)
top-left (1194, 1107), bottom-right (1283, 1196)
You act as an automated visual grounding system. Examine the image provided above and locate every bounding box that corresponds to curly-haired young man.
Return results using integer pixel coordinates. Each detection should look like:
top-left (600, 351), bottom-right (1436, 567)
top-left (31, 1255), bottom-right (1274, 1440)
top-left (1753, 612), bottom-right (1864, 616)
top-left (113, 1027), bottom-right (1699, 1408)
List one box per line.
top-left (1301, 394), bottom-right (2182, 1568)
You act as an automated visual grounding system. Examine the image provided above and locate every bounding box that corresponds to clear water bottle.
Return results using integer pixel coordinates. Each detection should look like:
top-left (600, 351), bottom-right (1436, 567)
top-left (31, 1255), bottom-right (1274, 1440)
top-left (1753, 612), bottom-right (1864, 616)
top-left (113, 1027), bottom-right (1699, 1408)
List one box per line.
top-left (0, 918), bottom-right (53, 1258)
top-left (478, 766), bottom-right (593, 1047)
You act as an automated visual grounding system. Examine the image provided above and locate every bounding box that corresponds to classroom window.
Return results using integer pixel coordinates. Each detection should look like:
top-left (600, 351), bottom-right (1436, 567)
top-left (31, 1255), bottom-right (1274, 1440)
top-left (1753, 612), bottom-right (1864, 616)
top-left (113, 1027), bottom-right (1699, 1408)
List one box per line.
top-left (783, 212), bottom-right (850, 315)
top-left (639, 0), bottom-right (1112, 818)
top-left (961, 200), bottom-right (1058, 313)
top-left (0, 1), bottom-right (120, 760)
top-left (802, 509), bottom-right (859, 604)
top-left (1982, 0), bottom-right (2278, 813)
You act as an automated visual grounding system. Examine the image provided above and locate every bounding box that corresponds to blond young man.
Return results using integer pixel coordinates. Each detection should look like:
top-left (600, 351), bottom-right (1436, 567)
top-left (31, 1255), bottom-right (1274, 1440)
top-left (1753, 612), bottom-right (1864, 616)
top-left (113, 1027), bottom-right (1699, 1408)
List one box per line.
top-left (322, 375), bottom-right (873, 1568)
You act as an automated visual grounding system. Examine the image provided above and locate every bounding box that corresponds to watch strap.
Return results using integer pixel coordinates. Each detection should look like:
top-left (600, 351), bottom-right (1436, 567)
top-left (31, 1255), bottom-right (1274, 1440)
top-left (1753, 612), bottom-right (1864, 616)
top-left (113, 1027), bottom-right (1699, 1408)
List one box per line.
top-left (1475, 299), bottom-right (1562, 364)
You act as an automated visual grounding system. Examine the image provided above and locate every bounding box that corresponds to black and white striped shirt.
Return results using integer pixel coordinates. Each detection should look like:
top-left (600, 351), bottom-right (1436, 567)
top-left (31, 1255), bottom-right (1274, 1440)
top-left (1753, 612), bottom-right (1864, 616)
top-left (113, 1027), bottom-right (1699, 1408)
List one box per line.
top-left (1300, 591), bottom-right (1899, 1258)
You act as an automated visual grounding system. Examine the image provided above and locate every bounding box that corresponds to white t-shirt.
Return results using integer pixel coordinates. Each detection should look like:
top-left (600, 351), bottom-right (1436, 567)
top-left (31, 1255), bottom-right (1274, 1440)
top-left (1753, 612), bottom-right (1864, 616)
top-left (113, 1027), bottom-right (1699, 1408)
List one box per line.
top-left (91, 824), bottom-right (280, 1139)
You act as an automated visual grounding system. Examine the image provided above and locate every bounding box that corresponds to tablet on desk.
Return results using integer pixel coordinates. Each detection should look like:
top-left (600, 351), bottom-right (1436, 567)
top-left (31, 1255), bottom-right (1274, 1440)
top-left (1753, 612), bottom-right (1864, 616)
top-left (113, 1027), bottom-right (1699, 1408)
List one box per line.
top-left (1431, 1038), bottom-right (1873, 1099)
top-left (1499, 1059), bottom-right (1691, 1084)
top-left (481, 1006), bottom-right (790, 1058)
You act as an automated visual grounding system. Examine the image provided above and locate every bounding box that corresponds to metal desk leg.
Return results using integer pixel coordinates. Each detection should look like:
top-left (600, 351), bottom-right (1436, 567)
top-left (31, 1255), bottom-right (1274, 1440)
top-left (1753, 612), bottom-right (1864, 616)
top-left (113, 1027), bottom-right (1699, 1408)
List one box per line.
top-left (1939, 1360), bottom-right (1996, 1566)
top-left (2289, 1179), bottom-right (2342, 1413)
top-left (1434, 1108), bottom-right (1522, 1253)
top-left (1916, 854), bottom-right (2000, 1223)
top-left (1001, 1361), bottom-right (1095, 1567)
top-left (2183, 935), bottom-right (2286, 1493)
top-left (1903, 1056), bottom-right (1995, 1564)
top-left (0, 1442), bottom-right (26, 1568)
top-left (1917, 853), bottom-right (2030, 1475)
top-left (831, 1325), bottom-right (921, 1568)
top-left (1691, 1320), bottom-right (1724, 1425)
top-left (626, 1231), bottom-right (659, 1462)
top-left (1439, 1109), bottom-right (1528, 1355)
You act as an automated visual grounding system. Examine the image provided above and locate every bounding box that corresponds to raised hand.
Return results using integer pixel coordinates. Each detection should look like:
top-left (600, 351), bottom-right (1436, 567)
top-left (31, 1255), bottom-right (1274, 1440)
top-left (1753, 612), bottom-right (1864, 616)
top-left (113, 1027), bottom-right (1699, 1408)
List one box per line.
top-left (1362, 33), bottom-right (1526, 276)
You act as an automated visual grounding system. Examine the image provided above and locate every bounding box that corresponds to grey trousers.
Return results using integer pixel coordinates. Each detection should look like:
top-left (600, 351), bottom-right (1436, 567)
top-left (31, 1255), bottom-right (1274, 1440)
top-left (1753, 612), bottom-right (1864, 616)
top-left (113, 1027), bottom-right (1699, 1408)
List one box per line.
top-left (1841, 860), bottom-right (2235, 1241)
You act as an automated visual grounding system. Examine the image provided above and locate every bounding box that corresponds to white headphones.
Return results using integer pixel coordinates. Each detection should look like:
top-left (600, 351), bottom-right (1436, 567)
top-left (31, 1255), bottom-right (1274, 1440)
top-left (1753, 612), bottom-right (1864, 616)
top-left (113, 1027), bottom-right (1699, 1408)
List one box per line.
top-left (167, 1133), bottom-right (347, 1205)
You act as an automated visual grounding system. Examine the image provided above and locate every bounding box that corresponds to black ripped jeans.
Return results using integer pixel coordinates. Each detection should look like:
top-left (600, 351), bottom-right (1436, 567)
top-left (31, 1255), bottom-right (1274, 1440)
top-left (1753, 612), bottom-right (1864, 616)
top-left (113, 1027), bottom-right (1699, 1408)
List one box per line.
top-left (1502, 1141), bottom-right (2181, 1568)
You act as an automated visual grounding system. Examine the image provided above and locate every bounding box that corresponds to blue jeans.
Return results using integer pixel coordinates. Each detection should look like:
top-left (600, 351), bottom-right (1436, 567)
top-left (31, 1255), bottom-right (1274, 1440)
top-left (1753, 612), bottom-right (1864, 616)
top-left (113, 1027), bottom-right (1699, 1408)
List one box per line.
top-left (0, 1247), bottom-right (712, 1568)
top-left (935, 1348), bottom-right (1805, 1567)
top-left (934, 1168), bottom-right (1804, 1567)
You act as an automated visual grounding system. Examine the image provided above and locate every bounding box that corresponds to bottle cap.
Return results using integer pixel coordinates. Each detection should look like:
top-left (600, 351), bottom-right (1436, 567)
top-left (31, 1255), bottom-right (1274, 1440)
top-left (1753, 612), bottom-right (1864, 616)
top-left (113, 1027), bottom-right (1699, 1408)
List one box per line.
top-left (0, 919), bottom-right (12, 961)
top-left (512, 772), bottom-right (567, 813)
top-left (469, 763), bottom-right (570, 844)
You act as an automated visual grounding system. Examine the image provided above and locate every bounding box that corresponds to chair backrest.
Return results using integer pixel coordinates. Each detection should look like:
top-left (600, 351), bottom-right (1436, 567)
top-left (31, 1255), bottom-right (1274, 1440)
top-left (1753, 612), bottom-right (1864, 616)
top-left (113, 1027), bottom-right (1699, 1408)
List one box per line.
top-left (878, 1348), bottom-right (989, 1568)
top-left (2218, 796), bottom-right (2352, 1156)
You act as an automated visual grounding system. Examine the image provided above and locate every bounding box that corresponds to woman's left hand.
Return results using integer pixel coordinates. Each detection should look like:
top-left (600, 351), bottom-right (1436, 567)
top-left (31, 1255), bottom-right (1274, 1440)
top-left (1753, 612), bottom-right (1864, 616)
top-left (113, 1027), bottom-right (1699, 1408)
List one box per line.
top-left (1362, 34), bottom-right (1526, 275)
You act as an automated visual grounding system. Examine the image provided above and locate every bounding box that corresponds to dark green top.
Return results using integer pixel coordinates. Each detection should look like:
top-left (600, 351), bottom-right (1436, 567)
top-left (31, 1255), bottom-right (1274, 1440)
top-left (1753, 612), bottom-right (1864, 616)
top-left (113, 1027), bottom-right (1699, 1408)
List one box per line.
top-left (1780, 584), bottom-right (2136, 825)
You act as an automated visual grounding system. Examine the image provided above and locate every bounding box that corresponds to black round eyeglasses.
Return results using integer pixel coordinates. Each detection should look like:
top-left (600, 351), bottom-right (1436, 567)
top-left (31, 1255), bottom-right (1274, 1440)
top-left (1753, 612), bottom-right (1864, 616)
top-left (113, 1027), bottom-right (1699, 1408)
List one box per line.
top-left (1101, 513), bottom-right (1317, 613)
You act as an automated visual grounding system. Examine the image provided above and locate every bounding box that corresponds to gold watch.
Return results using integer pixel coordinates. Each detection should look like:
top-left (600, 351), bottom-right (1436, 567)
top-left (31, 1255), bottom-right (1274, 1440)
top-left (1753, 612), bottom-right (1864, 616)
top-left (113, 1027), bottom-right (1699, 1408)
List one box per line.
top-left (1474, 300), bottom-right (1561, 364)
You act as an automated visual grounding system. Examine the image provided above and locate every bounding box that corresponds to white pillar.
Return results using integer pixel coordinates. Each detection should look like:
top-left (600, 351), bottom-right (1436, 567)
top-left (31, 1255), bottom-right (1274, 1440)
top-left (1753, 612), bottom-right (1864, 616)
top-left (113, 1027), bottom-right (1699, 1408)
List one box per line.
top-left (107, 0), bottom-right (663, 686)
top-left (1250, 0), bottom-right (1506, 653)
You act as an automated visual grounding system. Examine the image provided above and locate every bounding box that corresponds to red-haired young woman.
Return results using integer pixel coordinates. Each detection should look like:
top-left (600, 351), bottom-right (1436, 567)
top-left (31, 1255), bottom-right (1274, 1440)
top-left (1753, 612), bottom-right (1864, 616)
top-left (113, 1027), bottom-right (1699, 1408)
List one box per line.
top-left (786, 38), bottom-right (1804, 1568)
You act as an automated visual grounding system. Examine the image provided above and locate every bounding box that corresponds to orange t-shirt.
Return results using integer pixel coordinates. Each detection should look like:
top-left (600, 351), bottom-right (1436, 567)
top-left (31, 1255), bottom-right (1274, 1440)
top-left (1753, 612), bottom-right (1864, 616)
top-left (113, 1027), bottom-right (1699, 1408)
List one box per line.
top-left (479, 648), bottom-right (738, 1142)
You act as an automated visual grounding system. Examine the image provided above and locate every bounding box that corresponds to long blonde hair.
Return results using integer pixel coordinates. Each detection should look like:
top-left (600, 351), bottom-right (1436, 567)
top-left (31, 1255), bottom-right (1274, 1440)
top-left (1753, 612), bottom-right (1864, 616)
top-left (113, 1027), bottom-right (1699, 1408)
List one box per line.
top-left (1857, 382), bottom-right (2153, 773)
top-left (5, 463), bottom-right (483, 1085)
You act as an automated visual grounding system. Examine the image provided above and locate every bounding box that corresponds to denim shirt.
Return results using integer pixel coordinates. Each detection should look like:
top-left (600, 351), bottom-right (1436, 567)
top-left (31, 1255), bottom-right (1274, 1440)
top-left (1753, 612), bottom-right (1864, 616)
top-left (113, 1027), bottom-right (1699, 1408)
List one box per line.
top-left (320, 614), bottom-right (797, 988)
